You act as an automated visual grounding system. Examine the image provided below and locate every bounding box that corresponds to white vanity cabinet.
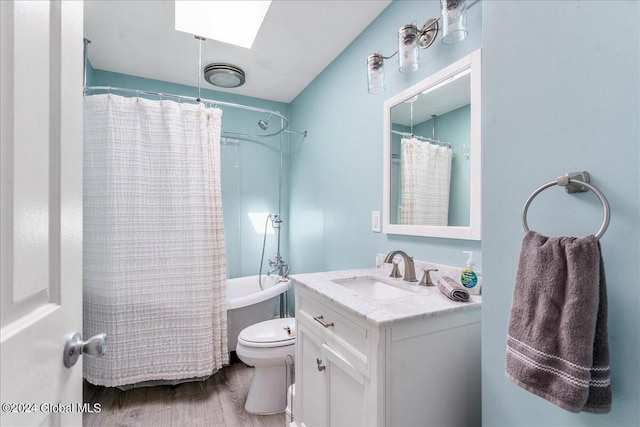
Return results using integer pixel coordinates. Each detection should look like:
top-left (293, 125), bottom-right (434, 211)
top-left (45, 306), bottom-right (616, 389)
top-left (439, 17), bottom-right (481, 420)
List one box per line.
top-left (295, 288), bottom-right (373, 426)
top-left (292, 274), bottom-right (481, 427)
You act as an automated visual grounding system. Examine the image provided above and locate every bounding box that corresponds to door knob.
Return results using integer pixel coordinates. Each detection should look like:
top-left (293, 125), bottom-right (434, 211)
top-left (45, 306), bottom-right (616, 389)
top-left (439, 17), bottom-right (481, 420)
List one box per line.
top-left (316, 358), bottom-right (326, 372)
top-left (63, 332), bottom-right (107, 368)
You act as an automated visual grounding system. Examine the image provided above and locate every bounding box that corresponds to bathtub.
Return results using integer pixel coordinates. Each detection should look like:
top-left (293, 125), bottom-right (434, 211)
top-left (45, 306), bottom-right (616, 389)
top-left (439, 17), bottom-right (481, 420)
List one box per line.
top-left (226, 274), bottom-right (291, 352)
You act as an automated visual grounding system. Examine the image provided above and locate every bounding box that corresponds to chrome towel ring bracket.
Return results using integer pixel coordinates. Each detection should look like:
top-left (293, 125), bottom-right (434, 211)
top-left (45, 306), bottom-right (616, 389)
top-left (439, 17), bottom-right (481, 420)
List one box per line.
top-left (522, 171), bottom-right (610, 240)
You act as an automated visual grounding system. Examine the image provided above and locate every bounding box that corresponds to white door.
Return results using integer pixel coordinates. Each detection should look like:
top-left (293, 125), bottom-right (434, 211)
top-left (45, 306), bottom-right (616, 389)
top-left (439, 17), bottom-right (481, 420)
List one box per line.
top-left (1, 1), bottom-right (84, 426)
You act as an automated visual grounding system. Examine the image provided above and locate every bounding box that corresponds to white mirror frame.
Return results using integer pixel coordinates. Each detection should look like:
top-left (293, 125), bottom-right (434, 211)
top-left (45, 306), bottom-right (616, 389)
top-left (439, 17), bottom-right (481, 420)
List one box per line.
top-left (383, 49), bottom-right (481, 240)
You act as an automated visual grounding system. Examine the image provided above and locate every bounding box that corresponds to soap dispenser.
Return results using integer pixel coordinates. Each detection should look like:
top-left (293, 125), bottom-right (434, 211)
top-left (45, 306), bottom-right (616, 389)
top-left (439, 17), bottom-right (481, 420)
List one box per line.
top-left (461, 251), bottom-right (482, 295)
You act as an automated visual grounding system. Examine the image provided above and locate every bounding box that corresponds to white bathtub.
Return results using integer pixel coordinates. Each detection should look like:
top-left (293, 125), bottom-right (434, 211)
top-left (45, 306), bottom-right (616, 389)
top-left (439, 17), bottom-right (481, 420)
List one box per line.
top-left (226, 274), bottom-right (291, 352)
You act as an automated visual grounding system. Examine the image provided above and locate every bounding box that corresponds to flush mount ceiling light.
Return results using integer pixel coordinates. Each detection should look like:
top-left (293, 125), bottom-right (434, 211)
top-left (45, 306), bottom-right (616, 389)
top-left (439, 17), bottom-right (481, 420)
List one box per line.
top-left (204, 63), bottom-right (246, 88)
top-left (175, 0), bottom-right (272, 49)
top-left (367, 0), bottom-right (473, 94)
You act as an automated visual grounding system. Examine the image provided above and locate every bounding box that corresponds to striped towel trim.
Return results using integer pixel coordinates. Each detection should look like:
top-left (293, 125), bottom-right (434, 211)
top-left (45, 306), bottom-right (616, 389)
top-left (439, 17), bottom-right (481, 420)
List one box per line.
top-left (508, 335), bottom-right (609, 373)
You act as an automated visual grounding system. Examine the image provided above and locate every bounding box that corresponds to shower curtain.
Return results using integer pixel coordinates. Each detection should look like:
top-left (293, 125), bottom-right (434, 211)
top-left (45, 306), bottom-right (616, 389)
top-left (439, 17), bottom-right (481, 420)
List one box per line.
top-left (83, 94), bottom-right (228, 387)
top-left (400, 138), bottom-right (453, 226)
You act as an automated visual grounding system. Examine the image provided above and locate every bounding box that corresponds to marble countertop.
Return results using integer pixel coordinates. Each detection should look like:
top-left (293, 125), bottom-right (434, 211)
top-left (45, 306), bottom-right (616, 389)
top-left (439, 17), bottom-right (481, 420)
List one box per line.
top-left (290, 267), bottom-right (482, 327)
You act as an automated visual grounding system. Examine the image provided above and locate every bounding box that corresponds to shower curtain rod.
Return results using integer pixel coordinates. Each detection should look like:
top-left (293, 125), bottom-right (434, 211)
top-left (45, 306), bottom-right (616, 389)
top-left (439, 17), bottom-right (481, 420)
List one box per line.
top-left (84, 85), bottom-right (307, 139)
top-left (392, 130), bottom-right (451, 148)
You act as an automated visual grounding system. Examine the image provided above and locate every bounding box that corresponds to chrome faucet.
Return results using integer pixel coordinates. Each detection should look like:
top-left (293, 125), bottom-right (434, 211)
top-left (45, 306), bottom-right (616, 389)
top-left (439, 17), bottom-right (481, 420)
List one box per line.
top-left (268, 253), bottom-right (290, 278)
top-left (384, 250), bottom-right (417, 282)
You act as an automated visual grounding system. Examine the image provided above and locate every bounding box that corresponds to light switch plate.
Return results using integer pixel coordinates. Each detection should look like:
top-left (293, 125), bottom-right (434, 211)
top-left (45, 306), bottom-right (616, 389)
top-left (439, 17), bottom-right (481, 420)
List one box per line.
top-left (372, 211), bottom-right (381, 232)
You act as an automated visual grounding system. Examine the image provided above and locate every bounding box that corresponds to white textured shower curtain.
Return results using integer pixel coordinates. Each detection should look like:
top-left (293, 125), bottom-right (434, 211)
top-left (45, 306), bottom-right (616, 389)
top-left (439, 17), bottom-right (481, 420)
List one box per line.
top-left (400, 138), bottom-right (453, 226)
top-left (83, 94), bottom-right (228, 387)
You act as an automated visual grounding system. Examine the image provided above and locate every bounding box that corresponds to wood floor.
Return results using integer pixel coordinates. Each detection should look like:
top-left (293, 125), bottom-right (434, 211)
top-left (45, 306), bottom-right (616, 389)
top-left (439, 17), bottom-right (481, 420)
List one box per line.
top-left (83, 360), bottom-right (286, 427)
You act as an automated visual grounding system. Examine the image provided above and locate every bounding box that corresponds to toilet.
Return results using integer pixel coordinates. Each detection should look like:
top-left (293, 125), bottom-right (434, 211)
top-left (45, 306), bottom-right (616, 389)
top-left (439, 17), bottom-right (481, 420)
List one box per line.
top-left (235, 317), bottom-right (296, 415)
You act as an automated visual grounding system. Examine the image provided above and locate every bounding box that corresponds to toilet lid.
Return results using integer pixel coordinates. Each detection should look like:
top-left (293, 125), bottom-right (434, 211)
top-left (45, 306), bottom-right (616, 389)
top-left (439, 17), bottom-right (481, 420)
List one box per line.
top-left (238, 318), bottom-right (295, 346)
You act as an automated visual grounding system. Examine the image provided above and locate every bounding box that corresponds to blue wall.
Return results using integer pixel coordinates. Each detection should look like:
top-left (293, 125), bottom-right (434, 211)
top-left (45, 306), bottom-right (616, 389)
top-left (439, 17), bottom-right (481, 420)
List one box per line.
top-left (88, 69), bottom-right (294, 279)
top-left (481, 1), bottom-right (639, 426)
top-left (288, 0), bottom-right (483, 274)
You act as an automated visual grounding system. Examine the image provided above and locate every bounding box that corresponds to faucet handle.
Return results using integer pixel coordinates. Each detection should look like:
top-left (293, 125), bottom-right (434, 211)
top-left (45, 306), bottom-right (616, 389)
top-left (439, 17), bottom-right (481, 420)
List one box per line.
top-left (389, 261), bottom-right (402, 278)
top-left (420, 268), bottom-right (439, 286)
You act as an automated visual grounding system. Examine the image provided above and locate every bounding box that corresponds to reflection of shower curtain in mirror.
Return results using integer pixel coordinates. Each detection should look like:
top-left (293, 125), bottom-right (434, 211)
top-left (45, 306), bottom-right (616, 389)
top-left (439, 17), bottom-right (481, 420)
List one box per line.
top-left (83, 94), bottom-right (228, 387)
top-left (400, 138), bottom-right (453, 226)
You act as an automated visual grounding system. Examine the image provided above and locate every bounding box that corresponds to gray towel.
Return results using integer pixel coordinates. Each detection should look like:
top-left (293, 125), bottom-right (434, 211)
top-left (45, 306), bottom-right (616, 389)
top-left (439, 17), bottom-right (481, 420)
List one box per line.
top-left (436, 276), bottom-right (469, 302)
top-left (506, 231), bottom-right (611, 413)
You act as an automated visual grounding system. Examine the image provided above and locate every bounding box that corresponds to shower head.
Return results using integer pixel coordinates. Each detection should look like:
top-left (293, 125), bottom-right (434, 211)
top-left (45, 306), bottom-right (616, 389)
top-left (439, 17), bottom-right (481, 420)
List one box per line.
top-left (258, 113), bottom-right (273, 130)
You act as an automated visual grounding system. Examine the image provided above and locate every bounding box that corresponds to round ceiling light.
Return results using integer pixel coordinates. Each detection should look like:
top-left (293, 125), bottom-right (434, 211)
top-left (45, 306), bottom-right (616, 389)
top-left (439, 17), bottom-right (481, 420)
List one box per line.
top-left (204, 63), bottom-right (246, 88)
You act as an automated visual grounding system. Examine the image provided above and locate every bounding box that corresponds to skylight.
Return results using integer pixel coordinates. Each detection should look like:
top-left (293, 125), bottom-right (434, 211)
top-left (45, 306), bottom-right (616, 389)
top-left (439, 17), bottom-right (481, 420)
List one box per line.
top-left (175, 1), bottom-right (272, 49)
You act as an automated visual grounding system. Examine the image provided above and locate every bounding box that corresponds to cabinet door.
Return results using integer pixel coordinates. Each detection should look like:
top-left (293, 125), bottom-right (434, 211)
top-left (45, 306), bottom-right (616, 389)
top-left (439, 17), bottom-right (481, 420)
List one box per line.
top-left (295, 320), bottom-right (368, 427)
top-left (296, 321), bottom-right (326, 427)
top-left (323, 343), bottom-right (366, 427)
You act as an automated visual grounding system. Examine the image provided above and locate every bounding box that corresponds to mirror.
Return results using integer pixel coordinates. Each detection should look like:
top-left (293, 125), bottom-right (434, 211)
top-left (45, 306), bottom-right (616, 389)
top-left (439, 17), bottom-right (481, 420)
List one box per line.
top-left (383, 49), bottom-right (481, 240)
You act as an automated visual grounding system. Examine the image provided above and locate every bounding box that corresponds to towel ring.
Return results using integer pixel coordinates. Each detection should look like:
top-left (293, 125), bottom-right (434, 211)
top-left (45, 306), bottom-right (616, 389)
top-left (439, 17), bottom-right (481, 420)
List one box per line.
top-left (522, 172), bottom-right (610, 240)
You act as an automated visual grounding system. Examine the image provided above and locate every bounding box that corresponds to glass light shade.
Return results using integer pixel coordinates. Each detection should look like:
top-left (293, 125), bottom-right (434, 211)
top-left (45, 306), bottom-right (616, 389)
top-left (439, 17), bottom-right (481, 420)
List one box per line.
top-left (367, 53), bottom-right (385, 94)
top-left (441, 0), bottom-right (468, 45)
top-left (398, 24), bottom-right (420, 73)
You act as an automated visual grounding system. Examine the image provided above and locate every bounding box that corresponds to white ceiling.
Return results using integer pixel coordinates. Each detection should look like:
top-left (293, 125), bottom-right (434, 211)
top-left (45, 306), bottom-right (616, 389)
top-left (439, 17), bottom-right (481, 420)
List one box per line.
top-left (84, 1), bottom-right (392, 104)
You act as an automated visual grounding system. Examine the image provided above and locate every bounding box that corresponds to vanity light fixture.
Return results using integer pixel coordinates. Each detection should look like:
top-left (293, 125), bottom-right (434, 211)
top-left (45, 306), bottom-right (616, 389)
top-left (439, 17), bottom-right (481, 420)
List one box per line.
top-left (367, 0), bottom-right (471, 94)
top-left (398, 23), bottom-right (420, 73)
top-left (441, 0), bottom-right (468, 45)
top-left (367, 53), bottom-right (386, 94)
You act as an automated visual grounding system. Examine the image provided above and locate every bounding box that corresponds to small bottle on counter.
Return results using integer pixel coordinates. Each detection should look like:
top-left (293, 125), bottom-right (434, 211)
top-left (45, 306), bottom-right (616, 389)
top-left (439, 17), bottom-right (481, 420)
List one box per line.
top-left (460, 251), bottom-right (482, 295)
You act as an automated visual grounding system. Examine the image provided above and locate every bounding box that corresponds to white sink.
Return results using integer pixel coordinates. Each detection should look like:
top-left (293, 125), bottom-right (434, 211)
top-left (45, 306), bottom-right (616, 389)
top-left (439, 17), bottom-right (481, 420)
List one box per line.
top-left (331, 276), bottom-right (420, 300)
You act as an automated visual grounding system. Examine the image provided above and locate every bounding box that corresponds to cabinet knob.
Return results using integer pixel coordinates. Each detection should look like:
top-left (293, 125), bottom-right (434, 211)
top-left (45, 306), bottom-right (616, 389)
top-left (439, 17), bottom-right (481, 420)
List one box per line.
top-left (316, 358), bottom-right (326, 372)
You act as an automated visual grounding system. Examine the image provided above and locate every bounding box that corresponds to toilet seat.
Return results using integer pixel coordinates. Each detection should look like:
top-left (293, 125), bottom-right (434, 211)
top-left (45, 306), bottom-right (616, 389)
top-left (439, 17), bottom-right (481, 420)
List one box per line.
top-left (237, 318), bottom-right (295, 348)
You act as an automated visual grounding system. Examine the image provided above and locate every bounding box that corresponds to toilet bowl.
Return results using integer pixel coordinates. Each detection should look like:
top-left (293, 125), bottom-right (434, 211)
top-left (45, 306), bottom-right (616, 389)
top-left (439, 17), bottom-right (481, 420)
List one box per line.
top-left (235, 317), bottom-right (296, 415)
